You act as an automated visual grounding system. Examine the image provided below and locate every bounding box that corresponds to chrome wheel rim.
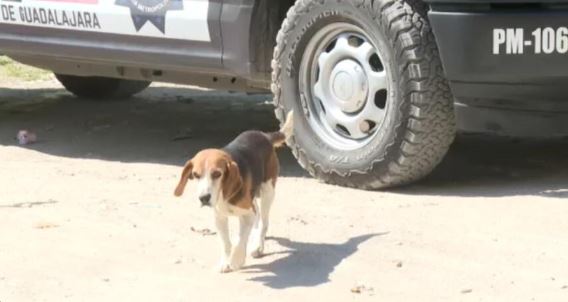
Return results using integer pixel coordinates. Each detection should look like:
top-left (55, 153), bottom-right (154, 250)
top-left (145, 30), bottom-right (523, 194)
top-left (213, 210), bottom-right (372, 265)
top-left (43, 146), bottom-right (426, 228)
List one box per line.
top-left (300, 23), bottom-right (390, 150)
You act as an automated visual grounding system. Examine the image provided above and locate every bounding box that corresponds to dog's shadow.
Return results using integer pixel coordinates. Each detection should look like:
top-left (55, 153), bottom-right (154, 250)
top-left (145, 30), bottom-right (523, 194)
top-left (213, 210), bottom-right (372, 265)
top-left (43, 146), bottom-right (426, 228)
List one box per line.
top-left (243, 233), bottom-right (386, 289)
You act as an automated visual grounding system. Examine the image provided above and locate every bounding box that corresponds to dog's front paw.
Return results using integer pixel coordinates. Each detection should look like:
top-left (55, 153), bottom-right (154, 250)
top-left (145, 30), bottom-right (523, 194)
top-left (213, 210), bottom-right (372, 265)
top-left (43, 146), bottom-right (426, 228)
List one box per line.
top-left (228, 246), bottom-right (246, 271)
top-left (216, 260), bottom-right (233, 274)
top-left (250, 246), bottom-right (264, 259)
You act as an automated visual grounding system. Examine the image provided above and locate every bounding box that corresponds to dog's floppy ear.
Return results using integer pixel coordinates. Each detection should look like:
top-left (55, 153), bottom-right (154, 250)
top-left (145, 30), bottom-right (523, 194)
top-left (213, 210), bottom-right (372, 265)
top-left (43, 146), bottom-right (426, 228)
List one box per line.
top-left (174, 160), bottom-right (193, 197)
top-left (222, 160), bottom-right (242, 201)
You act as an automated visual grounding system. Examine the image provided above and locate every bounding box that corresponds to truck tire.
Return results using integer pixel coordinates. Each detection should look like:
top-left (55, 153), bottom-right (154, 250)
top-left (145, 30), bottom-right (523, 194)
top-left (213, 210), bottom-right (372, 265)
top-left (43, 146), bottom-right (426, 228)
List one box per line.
top-left (272, 0), bottom-right (456, 189)
top-left (55, 74), bottom-right (151, 99)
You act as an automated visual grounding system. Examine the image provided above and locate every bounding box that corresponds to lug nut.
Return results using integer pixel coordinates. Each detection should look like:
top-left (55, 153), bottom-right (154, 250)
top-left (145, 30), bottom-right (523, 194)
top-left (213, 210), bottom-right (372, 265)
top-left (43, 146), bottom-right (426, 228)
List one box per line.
top-left (359, 121), bottom-right (371, 133)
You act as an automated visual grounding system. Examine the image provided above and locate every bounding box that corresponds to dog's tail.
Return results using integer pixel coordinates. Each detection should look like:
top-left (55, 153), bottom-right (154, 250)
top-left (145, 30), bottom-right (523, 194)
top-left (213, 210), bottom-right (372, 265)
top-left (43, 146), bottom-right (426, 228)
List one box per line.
top-left (267, 111), bottom-right (294, 148)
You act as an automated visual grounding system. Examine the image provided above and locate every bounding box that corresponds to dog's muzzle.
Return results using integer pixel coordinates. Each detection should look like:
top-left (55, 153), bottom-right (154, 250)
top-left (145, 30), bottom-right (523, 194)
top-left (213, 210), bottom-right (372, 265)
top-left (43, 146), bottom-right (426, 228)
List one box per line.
top-left (199, 194), bottom-right (211, 207)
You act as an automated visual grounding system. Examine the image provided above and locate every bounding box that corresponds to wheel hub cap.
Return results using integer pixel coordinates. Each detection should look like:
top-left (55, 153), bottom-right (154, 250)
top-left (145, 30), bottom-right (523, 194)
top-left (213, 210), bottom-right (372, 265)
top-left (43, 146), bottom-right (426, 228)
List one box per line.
top-left (330, 60), bottom-right (368, 113)
top-left (300, 23), bottom-right (390, 150)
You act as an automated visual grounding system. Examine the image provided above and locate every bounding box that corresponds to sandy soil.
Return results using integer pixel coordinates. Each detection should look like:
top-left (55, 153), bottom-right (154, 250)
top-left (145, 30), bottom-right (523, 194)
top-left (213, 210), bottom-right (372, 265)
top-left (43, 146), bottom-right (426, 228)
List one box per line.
top-left (1, 79), bottom-right (567, 302)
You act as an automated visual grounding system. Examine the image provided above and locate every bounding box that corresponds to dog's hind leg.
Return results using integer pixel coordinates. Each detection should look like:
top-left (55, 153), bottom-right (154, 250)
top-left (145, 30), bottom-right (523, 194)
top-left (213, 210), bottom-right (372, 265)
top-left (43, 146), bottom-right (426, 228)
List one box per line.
top-left (250, 182), bottom-right (275, 258)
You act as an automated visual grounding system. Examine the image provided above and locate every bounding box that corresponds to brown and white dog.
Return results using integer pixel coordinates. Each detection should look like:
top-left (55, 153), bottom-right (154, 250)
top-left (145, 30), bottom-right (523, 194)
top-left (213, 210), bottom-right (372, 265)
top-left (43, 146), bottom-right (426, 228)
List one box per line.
top-left (174, 112), bottom-right (293, 273)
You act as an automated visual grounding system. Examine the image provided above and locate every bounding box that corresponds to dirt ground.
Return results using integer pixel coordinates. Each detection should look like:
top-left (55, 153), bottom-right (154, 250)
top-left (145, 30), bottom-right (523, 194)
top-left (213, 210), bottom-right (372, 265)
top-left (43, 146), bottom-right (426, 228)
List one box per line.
top-left (1, 78), bottom-right (567, 302)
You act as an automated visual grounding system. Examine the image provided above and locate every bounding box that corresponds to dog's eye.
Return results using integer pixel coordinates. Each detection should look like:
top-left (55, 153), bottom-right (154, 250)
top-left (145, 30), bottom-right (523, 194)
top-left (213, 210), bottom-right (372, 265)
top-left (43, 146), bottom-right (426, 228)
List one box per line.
top-left (211, 170), bottom-right (222, 179)
top-left (192, 172), bottom-right (201, 179)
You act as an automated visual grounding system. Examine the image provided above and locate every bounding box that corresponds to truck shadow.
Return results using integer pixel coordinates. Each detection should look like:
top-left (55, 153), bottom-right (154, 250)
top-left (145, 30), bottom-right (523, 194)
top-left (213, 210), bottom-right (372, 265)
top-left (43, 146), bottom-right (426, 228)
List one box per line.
top-left (0, 86), bottom-right (309, 178)
top-left (1, 85), bottom-right (567, 196)
top-left (399, 134), bottom-right (568, 198)
top-left (243, 233), bottom-right (386, 289)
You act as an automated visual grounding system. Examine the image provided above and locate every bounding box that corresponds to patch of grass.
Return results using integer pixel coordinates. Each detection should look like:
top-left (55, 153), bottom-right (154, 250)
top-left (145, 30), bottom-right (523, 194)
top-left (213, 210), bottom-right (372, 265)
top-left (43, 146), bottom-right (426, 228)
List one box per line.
top-left (0, 56), bottom-right (52, 81)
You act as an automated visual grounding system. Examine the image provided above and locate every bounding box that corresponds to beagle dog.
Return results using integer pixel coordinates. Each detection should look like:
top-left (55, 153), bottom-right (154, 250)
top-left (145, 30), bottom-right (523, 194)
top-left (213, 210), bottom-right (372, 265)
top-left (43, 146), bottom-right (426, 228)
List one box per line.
top-left (174, 112), bottom-right (293, 273)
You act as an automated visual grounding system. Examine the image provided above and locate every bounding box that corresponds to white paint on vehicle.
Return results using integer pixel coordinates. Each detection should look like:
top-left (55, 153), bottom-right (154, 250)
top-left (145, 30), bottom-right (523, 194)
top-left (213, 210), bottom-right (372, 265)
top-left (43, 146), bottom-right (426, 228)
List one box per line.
top-left (0, 0), bottom-right (211, 41)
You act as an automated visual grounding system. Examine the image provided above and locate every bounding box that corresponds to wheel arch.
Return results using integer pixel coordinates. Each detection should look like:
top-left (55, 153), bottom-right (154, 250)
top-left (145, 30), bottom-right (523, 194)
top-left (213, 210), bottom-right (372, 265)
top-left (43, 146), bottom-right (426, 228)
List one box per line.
top-left (248, 0), bottom-right (296, 84)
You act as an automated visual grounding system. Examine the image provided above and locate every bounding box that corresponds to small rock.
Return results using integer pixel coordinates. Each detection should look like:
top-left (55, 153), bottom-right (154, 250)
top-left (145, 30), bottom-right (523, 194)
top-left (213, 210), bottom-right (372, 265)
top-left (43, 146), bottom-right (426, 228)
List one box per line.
top-left (34, 222), bottom-right (59, 229)
top-left (396, 261), bottom-right (403, 268)
top-left (561, 285), bottom-right (567, 289)
top-left (102, 278), bottom-right (110, 282)
top-left (17, 130), bottom-right (37, 145)
top-left (351, 283), bottom-right (374, 295)
top-left (190, 227), bottom-right (216, 236)
top-left (177, 97), bottom-right (195, 104)
top-left (461, 289), bottom-right (473, 294)
top-left (174, 259), bottom-right (182, 264)
top-left (172, 128), bottom-right (194, 141)
top-left (351, 286), bottom-right (362, 294)
top-left (287, 216), bottom-right (308, 225)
